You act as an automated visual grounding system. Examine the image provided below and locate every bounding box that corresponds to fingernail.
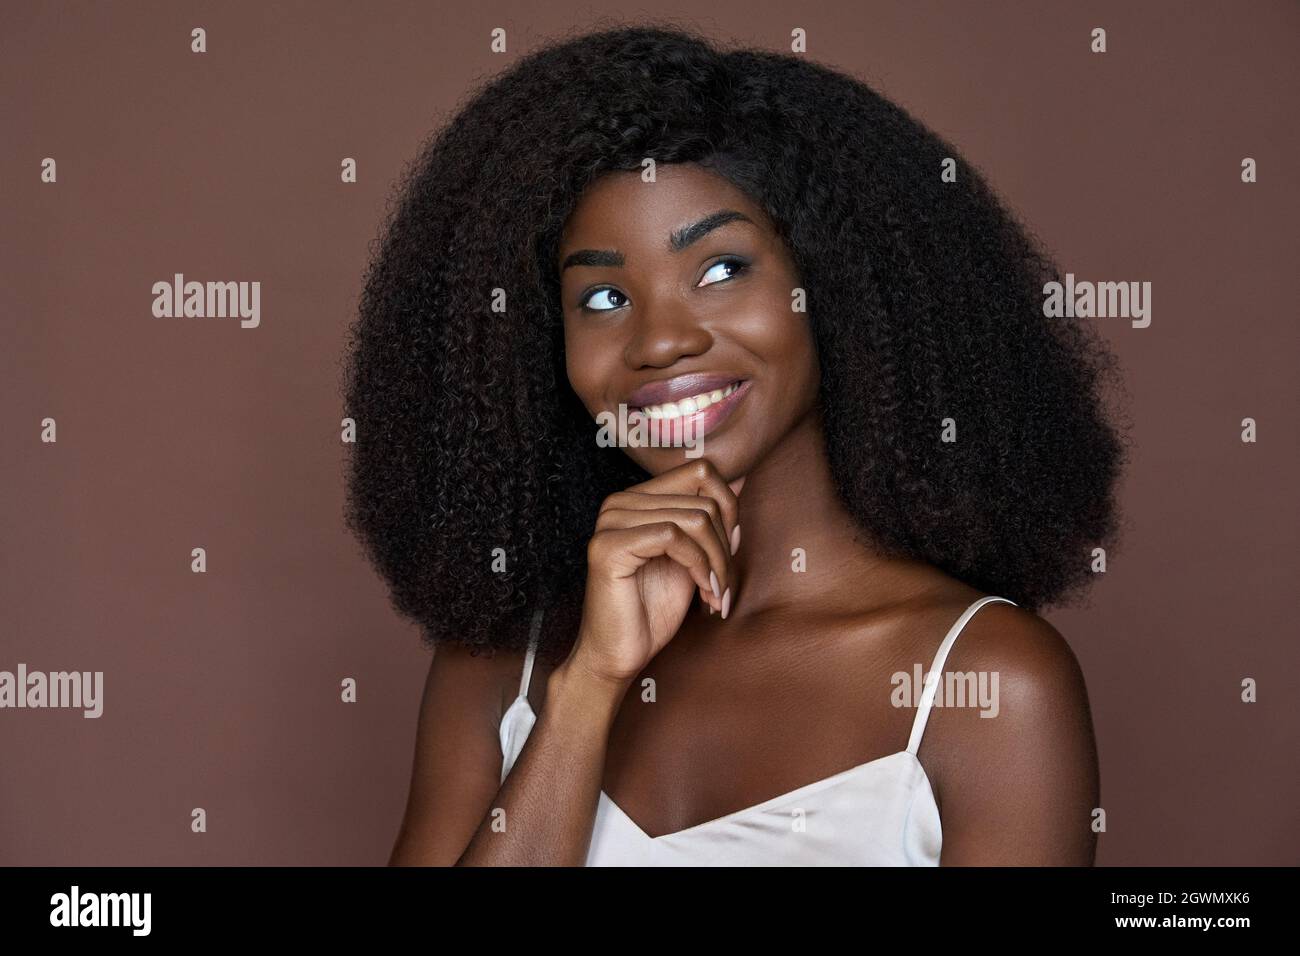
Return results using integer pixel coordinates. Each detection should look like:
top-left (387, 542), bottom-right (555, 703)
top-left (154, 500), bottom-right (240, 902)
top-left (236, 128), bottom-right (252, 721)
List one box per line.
top-left (709, 570), bottom-right (720, 600)
top-left (730, 524), bottom-right (741, 555)
top-left (721, 588), bottom-right (732, 619)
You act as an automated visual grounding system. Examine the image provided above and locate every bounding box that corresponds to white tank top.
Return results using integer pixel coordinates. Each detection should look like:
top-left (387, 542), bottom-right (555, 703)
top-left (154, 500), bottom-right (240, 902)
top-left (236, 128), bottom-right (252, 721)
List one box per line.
top-left (498, 595), bottom-right (1016, 865)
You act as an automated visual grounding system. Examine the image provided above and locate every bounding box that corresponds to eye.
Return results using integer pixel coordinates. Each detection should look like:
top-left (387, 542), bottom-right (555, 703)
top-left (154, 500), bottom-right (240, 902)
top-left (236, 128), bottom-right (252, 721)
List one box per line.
top-left (579, 287), bottom-right (628, 312)
top-left (698, 256), bottom-right (750, 287)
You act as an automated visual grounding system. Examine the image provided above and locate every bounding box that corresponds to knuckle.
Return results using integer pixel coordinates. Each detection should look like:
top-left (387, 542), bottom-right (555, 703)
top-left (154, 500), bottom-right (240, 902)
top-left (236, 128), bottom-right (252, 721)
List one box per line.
top-left (586, 533), bottom-right (610, 561)
top-left (692, 458), bottom-right (716, 480)
top-left (659, 522), bottom-right (685, 544)
top-left (685, 511), bottom-right (709, 530)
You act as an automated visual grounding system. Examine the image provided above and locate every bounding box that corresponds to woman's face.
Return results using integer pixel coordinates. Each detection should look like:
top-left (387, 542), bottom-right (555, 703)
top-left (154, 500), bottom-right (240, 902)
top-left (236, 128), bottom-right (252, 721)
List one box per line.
top-left (556, 162), bottom-right (819, 478)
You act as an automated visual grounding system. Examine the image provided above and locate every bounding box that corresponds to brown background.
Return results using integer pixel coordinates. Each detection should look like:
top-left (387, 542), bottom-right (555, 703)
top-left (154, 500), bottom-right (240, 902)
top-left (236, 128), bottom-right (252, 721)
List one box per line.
top-left (1, 1), bottom-right (1296, 866)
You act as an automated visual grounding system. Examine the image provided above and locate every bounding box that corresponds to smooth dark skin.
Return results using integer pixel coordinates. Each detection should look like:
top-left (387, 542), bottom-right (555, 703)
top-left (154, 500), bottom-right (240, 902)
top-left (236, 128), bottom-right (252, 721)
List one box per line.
top-left (390, 163), bottom-right (1099, 865)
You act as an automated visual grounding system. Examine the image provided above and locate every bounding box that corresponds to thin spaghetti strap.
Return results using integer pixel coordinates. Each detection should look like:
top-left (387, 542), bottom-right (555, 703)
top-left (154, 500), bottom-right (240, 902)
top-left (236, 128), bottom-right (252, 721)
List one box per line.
top-left (905, 596), bottom-right (1017, 756)
top-left (517, 607), bottom-right (544, 699)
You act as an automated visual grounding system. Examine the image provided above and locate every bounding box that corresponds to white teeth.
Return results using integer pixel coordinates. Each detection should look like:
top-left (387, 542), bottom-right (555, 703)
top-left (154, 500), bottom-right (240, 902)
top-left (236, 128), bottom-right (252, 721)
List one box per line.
top-left (636, 381), bottom-right (741, 419)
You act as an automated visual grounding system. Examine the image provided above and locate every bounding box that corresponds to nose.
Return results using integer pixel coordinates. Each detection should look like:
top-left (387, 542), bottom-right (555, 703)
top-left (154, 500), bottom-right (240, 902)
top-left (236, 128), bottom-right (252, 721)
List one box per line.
top-left (623, 301), bottom-right (713, 370)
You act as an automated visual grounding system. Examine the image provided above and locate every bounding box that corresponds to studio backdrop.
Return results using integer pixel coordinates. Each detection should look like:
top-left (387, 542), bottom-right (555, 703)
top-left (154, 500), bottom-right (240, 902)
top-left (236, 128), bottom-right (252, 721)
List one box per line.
top-left (1, 0), bottom-right (1296, 865)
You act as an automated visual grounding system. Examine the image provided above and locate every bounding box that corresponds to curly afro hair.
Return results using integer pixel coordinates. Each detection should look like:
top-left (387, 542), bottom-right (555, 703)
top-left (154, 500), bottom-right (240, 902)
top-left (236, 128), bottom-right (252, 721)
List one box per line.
top-left (341, 21), bottom-right (1130, 664)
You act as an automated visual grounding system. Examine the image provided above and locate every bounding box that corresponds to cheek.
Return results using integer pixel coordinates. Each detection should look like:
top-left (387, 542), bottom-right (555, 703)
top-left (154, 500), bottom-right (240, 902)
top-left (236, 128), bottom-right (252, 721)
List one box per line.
top-left (790, 322), bottom-right (820, 388)
top-left (563, 326), bottom-right (607, 412)
top-left (734, 295), bottom-right (819, 378)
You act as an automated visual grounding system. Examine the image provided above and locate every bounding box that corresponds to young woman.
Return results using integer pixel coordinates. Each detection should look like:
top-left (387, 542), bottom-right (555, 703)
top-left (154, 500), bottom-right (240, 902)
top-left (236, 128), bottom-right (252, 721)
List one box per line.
top-left (343, 24), bottom-right (1128, 866)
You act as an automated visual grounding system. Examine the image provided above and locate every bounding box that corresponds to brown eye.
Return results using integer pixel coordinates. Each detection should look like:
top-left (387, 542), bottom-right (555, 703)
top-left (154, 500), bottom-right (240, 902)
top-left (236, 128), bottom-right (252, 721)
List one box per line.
top-left (698, 257), bottom-right (750, 287)
top-left (580, 287), bottom-right (628, 311)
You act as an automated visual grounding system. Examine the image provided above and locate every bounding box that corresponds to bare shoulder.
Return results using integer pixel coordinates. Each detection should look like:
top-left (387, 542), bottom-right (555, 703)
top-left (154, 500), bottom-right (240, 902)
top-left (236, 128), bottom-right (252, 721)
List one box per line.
top-left (920, 597), bottom-right (1101, 865)
top-left (421, 639), bottom-right (530, 730)
top-left (926, 597), bottom-right (1095, 757)
top-left (954, 599), bottom-right (1090, 704)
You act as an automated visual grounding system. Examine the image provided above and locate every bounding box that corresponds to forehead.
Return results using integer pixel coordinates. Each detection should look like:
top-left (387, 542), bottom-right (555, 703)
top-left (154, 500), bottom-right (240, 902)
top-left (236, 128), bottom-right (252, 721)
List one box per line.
top-left (558, 163), bottom-right (769, 252)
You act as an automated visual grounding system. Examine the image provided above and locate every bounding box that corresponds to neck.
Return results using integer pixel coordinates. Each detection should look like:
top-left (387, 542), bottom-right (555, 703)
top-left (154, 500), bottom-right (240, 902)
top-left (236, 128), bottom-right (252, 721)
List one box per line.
top-left (724, 405), bottom-right (900, 618)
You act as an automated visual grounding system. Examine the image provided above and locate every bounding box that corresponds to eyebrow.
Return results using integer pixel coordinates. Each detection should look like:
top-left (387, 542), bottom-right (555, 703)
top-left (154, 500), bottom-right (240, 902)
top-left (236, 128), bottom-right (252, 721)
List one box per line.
top-left (559, 209), bottom-right (755, 272)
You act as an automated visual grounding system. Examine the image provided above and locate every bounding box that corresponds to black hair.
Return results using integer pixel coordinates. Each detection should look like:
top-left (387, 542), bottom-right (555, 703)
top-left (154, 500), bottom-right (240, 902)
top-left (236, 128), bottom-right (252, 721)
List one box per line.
top-left (341, 21), bottom-right (1130, 664)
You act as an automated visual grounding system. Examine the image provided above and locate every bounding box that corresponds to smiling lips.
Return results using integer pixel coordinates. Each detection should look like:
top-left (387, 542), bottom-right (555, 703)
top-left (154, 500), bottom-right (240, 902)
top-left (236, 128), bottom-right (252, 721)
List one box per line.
top-left (637, 381), bottom-right (742, 419)
top-left (623, 373), bottom-right (752, 441)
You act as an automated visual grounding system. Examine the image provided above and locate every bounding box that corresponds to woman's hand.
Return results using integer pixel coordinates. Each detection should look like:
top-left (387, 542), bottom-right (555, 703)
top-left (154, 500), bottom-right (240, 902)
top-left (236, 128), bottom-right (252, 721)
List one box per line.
top-left (566, 458), bottom-right (745, 685)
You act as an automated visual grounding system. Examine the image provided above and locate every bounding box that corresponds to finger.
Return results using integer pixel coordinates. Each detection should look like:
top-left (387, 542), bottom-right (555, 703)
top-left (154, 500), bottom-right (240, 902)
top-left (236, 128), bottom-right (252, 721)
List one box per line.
top-left (590, 523), bottom-right (718, 605)
top-left (594, 508), bottom-right (730, 607)
top-left (626, 458), bottom-right (742, 552)
top-left (698, 584), bottom-right (716, 615)
top-left (598, 492), bottom-right (729, 562)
